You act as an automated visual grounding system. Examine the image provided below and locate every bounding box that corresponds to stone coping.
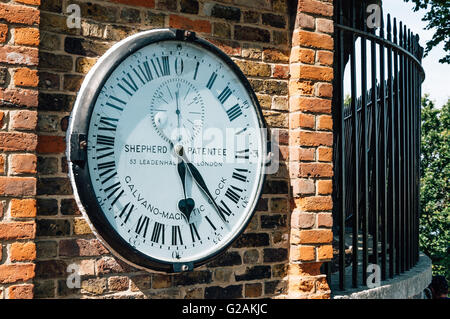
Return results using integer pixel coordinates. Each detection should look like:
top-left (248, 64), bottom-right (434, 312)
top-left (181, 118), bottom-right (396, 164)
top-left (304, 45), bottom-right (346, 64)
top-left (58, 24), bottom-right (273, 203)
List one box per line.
top-left (332, 253), bottom-right (432, 299)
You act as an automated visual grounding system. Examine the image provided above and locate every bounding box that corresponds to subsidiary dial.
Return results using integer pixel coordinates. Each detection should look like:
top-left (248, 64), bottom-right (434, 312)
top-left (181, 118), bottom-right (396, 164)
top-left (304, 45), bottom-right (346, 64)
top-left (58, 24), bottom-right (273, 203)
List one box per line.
top-left (150, 78), bottom-right (205, 144)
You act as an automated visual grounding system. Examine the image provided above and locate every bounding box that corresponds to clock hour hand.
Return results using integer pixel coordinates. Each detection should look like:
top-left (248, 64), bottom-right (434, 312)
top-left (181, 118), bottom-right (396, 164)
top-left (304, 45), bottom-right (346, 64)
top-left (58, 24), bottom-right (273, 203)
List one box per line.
top-left (174, 145), bottom-right (228, 223)
top-left (176, 160), bottom-right (195, 222)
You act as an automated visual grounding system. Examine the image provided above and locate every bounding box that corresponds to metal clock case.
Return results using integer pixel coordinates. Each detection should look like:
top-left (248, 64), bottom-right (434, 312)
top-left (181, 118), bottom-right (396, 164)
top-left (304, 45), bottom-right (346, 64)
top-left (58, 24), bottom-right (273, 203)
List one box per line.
top-left (67, 28), bottom-right (268, 273)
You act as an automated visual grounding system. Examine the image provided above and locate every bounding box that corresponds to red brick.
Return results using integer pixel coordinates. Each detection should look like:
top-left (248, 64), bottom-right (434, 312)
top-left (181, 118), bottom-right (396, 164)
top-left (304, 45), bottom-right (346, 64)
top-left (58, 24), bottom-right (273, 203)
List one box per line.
top-left (318, 115), bottom-right (333, 131)
top-left (0, 24), bottom-right (7, 43)
top-left (10, 110), bottom-right (37, 130)
top-left (317, 50), bottom-right (333, 66)
top-left (293, 30), bottom-right (333, 50)
top-left (10, 198), bottom-right (36, 218)
top-left (0, 46), bottom-right (38, 66)
top-left (7, 284), bottom-right (34, 299)
top-left (299, 65), bottom-right (333, 81)
top-left (291, 245), bottom-right (315, 261)
top-left (317, 82), bottom-right (333, 97)
top-left (289, 262), bottom-right (323, 276)
top-left (295, 13), bottom-right (315, 30)
top-left (317, 180), bottom-right (332, 195)
top-left (0, 177), bottom-right (35, 196)
top-left (14, 68), bottom-right (38, 87)
top-left (0, 221), bottom-right (35, 240)
top-left (318, 147), bottom-right (332, 162)
top-left (10, 154), bottom-right (36, 174)
top-left (299, 163), bottom-right (333, 178)
top-left (298, 131), bottom-right (332, 147)
top-left (14, 28), bottom-right (39, 46)
top-left (294, 229), bottom-right (333, 244)
top-left (298, 0), bottom-right (333, 17)
top-left (15, 0), bottom-right (41, 5)
top-left (291, 211), bottom-right (315, 228)
top-left (10, 242), bottom-right (36, 261)
top-left (111, 0), bottom-right (155, 7)
top-left (292, 179), bottom-right (315, 196)
top-left (0, 132), bottom-right (37, 152)
top-left (0, 88), bottom-right (38, 107)
top-left (0, 264), bottom-right (35, 284)
top-left (0, 4), bottom-right (40, 25)
top-left (289, 80), bottom-right (314, 96)
top-left (296, 196), bottom-right (332, 212)
top-left (316, 18), bottom-right (334, 34)
top-left (169, 15), bottom-right (211, 34)
top-left (272, 65), bottom-right (289, 79)
top-left (317, 213), bottom-right (333, 227)
top-left (0, 154), bottom-right (4, 174)
top-left (289, 147), bottom-right (315, 161)
top-left (293, 97), bottom-right (332, 113)
top-left (37, 135), bottom-right (66, 154)
top-left (317, 245), bottom-right (333, 260)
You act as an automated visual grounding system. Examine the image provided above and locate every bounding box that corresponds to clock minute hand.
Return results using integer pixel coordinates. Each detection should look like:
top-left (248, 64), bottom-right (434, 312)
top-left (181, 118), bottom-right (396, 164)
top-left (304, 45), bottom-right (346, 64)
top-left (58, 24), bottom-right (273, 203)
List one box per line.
top-left (174, 145), bottom-right (228, 223)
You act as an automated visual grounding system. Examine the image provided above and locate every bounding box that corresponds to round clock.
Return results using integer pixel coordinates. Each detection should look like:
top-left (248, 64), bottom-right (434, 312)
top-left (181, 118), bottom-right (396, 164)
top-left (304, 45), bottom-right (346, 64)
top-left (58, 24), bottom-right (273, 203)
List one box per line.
top-left (67, 29), bottom-right (268, 273)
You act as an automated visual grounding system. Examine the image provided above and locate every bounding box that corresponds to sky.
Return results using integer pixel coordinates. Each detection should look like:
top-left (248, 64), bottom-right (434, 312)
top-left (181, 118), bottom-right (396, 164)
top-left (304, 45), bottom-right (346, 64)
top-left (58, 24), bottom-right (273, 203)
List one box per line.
top-left (383, 0), bottom-right (450, 107)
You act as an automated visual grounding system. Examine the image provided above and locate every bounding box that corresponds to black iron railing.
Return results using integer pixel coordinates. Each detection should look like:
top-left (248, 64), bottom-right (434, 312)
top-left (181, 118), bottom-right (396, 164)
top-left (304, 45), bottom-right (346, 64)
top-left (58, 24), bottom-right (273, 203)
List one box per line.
top-left (328, 0), bottom-right (425, 291)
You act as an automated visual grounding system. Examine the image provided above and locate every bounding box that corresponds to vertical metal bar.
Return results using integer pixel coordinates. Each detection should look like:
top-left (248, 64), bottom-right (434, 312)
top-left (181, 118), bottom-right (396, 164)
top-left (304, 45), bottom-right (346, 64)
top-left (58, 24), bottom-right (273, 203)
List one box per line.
top-left (386, 15), bottom-right (396, 278)
top-left (337, 0), bottom-right (346, 290)
top-left (394, 20), bottom-right (402, 275)
top-left (350, 0), bottom-right (359, 289)
top-left (400, 23), bottom-right (407, 273)
top-left (404, 27), bottom-right (410, 272)
top-left (379, 13), bottom-right (388, 281)
top-left (408, 29), bottom-right (413, 270)
top-left (361, 16), bottom-right (369, 287)
top-left (370, 25), bottom-right (379, 273)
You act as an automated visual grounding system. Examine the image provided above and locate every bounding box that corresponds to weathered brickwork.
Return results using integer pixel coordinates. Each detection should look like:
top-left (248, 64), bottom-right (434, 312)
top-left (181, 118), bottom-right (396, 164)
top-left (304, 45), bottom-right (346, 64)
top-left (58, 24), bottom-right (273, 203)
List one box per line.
top-left (0, 0), bottom-right (40, 300)
top-left (35, 0), bottom-right (291, 299)
top-left (0, 0), bottom-right (335, 299)
top-left (286, 0), bottom-right (333, 299)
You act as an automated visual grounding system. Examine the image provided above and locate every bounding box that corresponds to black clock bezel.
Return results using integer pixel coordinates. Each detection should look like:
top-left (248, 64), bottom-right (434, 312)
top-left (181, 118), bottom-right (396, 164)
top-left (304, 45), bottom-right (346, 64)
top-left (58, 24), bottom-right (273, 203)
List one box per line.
top-left (66, 28), bottom-right (268, 273)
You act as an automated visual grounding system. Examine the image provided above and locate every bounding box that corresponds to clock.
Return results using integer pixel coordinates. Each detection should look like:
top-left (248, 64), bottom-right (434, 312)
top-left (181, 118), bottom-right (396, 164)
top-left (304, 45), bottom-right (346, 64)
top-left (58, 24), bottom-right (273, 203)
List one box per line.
top-left (67, 29), bottom-right (268, 273)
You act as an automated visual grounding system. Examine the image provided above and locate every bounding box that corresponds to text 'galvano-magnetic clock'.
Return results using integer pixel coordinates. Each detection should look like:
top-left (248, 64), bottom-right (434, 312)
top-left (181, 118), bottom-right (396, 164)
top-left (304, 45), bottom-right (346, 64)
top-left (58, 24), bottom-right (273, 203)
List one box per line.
top-left (67, 29), bottom-right (268, 273)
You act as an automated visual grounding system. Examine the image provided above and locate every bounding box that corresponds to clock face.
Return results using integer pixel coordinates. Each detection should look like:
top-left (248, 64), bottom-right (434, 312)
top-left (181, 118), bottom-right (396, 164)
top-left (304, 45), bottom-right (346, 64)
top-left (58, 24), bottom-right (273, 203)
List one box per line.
top-left (69, 30), bottom-right (266, 271)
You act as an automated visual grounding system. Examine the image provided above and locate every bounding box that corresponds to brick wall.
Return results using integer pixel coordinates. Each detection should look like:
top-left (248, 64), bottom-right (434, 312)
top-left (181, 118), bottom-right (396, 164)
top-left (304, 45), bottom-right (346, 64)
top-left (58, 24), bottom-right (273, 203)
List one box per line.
top-left (0, 0), bottom-right (334, 299)
top-left (0, 0), bottom-right (40, 299)
top-left (286, 0), bottom-right (334, 299)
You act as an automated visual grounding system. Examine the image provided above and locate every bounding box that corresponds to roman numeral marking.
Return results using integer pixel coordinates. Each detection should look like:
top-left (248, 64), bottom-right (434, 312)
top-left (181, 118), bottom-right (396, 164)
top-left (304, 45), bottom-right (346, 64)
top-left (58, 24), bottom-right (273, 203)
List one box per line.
top-left (137, 61), bottom-right (154, 83)
top-left (225, 186), bottom-right (243, 204)
top-left (218, 86), bottom-right (232, 104)
top-left (189, 223), bottom-right (201, 243)
top-left (135, 215), bottom-right (150, 237)
top-left (106, 95), bottom-right (126, 111)
top-left (193, 62), bottom-right (200, 80)
top-left (206, 72), bottom-right (217, 89)
top-left (171, 225), bottom-right (183, 246)
top-left (151, 56), bottom-right (170, 78)
top-left (97, 135), bottom-right (115, 147)
top-left (232, 168), bottom-right (248, 182)
top-left (120, 73), bottom-right (139, 95)
top-left (119, 202), bottom-right (134, 224)
top-left (104, 182), bottom-right (124, 206)
top-left (226, 104), bottom-right (242, 122)
top-left (235, 149), bottom-right (250, 159)
top-left (219, 200), bottom-right (232, 218)
top-left (97, 161), bottom-right (116, 183)
top-left (151, 222), bottom-right (165, 244)
top-left (205, 216), bottom-right (216, 231)
top-left (99, 117), bottom-right (118, 131)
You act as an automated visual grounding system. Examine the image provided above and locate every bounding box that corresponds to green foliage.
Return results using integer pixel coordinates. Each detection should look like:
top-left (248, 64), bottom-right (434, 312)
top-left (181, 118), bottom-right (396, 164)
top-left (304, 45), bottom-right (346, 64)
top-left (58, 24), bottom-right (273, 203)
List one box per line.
top-left (420, 95), bottom-right (450, 281)
top-left (403, 0), bottom-right (450, 64)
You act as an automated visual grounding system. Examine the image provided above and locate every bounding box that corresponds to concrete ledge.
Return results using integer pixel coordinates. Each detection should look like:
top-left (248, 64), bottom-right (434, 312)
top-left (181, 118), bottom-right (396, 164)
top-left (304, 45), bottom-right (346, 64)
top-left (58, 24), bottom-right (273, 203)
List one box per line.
top-left (332, 253), bottom-right (432, 299)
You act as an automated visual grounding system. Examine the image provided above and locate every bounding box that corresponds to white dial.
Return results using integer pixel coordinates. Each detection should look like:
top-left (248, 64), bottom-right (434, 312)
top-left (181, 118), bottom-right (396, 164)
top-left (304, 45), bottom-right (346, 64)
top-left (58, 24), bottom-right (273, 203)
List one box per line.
top-left (83, 36), bottom-right (265, 268)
